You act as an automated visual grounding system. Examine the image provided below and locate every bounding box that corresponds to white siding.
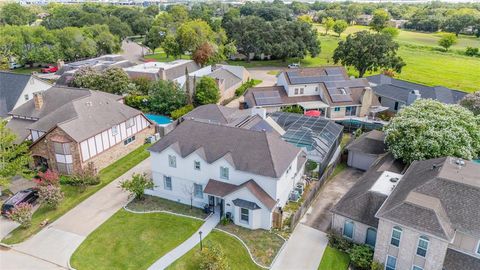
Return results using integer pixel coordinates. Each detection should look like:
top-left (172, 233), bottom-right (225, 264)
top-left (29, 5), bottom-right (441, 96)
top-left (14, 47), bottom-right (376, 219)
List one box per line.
top-left (101, 131), bottom-right (110, 150)
top-left (87, 137), bottom-right (97, 157)
top-left (80, 141), bottom-right (90, 161)
top-left (94, 134), bottom-right (103, 153)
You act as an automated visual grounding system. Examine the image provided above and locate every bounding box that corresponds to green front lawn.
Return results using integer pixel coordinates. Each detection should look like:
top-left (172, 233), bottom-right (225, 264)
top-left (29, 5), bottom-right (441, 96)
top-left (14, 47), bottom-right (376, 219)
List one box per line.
top-left (71, 210), bottom-right (203, 270)
top-left (317, 246), bottom-right (350, 270)
top-left (167, 230), bottom-right (262, 270)
top-left (216, 223), bottom-right (285, 266)
top-left (10, 67), bottom-right (41, 74)
top-left (2, 144), bottom-right (151, 245)
top-left (126, 194), bottom-right (209, 219)
top-left (144, 49), bottom-right (190, 62)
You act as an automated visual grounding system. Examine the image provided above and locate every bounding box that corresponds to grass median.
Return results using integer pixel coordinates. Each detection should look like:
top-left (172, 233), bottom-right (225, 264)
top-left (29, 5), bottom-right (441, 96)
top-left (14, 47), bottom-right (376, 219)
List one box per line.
top-left (2, 144), bottom-right (151, 245)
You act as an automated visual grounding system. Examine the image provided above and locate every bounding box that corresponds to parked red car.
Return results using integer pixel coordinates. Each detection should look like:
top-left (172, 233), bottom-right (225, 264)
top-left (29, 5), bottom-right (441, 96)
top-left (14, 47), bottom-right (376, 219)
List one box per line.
top-left (40, 65), bottom-right (58, 73)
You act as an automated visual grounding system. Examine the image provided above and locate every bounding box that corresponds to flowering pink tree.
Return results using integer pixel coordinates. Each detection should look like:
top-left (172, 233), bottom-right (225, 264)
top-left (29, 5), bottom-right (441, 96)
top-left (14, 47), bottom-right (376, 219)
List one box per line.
top-left (34, 169), bottom-right (60, 186)
top-left (38, 184), bottom-right (64, 208)
top-left (8, 202), bottom-right (33, 227)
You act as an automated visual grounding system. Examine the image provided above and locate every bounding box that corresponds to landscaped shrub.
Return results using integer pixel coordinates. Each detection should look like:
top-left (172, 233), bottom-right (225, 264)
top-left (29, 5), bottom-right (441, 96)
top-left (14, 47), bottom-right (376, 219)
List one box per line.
top-left (125, 95), bottom-right (150, 111)
top-left (120, 173), bottom-right (154, 200)
top-left (66, 162), bottom-right (100, 191)
top-left (350, 244), bottom-right (374, 270)
top-left (171, 104), bottom-right (194, 120)
top-left (281, 105), bottom-right (303, 114)
top-left (465, 47), bottom-right (479, 57)
top-left (305, 160), bottom-right (318, 172)
top-left (38, 184), bottom-right (64, 209)
top-left (234, 79), bottom-right (262, 97)
top-left (327, 230), bottom-right (354, 252)
top-left (371, 260), bottom-right (384, 270)
top-left (8, 202), bottom-right (33, 228)
top-left (34, 169), bottom-right (60, 186)
top-left (197, 242), bottom-right (229, 270)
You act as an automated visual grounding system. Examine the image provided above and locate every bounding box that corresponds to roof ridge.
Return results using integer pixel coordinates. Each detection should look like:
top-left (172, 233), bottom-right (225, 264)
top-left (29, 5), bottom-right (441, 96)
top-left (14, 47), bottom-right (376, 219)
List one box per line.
top-left (263, 131), bottom-right (278, 177)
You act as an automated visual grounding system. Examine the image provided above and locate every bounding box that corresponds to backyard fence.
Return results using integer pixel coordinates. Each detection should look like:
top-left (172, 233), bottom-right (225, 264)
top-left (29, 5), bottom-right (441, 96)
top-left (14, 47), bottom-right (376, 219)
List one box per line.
top-left (289, 154), bottom-right (342, 232)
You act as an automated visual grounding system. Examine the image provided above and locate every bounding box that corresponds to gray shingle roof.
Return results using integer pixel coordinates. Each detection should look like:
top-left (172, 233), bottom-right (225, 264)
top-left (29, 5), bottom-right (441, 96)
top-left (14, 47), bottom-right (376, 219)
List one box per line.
top-left (331, 153), bottom-right (405, 227)
top-left (443, 248), bottom-right (480, 270)
top-left (148, 120), bottom-right (301, 178)
top-left (9, 86), bottom-right (142, 142)
top-left (367, 74), bottom-right (466, 104)
top-left (0, 72), bottom-right (32, 117)
top-left (345, 130), bottom-right (386, 155)
top-left (233, 198), bottom-right (261, 210)
top-left (182, 104), bottom-right (251, 125)
top-left (207, 68), bottom-right (242, 91)
top-left (376, 157), bottom-right (480, 240)
top-left (6, 118), bottom-right (35, 143)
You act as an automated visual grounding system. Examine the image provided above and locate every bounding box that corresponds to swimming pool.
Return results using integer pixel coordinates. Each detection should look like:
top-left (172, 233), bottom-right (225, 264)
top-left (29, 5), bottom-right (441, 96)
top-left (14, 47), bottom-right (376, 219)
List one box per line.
top-left (474, 159), bottom-right (480, 164)
top-left (145, 114), bottom-right (173, 125)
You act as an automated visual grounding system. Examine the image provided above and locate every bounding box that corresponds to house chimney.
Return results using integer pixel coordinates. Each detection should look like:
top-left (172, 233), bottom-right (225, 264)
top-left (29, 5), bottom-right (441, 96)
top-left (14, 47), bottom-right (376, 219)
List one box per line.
top-left (407, 90), bottom-right (421, 105)
top-left (158, 68), bottom-right (167, 80)
top-left (359, 87), bottom-right (373, 117)
top-left (33, 92), bottom-right (44, 111)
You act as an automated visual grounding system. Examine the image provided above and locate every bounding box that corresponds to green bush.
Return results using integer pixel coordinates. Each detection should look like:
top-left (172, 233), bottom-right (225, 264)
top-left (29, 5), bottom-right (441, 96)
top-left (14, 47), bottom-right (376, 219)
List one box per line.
top-left (350, 244), bottom-right (374, 270)
top-left (197, 242), bottom-right (229, 270)
top-left (371, 260), bottom-right (384, 270)
top-left (327, 230), bottom-right (354, 252)
top-left (171, 104), bottom-right (194, 120)
top-left (65, 163), bottom-right (100, 190)
top-left (234, 79), bottom-right (262, 97)
top-left (281, 105), bottom-right (303, 114)
top-left (465, 47), bottom-right (479, 57)
top-left (125, 95), bottom-right (150, 111)
top-left (305, 160), bottom-right (318, 172)
top-left (120, 173), bottom-right (154, 200)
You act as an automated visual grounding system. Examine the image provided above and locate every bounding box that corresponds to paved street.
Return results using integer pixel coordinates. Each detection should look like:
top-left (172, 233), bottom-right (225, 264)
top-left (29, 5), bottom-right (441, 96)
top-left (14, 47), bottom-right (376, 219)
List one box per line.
top-left (301, 167), bottom-right (363, 231)
top-left (0, 157), bottom-right (151, 269)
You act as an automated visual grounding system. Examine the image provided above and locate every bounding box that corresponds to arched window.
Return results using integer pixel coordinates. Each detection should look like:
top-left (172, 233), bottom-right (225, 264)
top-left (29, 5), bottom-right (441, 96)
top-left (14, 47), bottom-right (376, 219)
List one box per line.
top-left (365, 227), bottom-right (377, 247)
top-left (343, 220), bottom-right (354, 239)
top-left (390, 226), bottom-right (402, 247)
top-left (416, 235), bottom-right (429, 257)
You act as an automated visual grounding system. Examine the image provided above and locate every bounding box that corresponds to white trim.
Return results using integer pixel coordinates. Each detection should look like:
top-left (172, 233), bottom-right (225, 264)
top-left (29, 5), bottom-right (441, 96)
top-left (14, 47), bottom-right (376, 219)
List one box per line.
top-left (390, 226), bottom-right (402, 247)
top-left (416, 235), bottom-right (429, 258)
top-left (412, 265), bottom-right (423, 270)
top-left (476, 240), bottom-right (480, 256)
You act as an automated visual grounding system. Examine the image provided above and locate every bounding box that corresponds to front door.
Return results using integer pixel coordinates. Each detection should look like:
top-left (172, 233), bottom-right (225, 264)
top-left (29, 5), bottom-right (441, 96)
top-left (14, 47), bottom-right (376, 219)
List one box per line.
top-left (208, 195), bottom-right (215, 207)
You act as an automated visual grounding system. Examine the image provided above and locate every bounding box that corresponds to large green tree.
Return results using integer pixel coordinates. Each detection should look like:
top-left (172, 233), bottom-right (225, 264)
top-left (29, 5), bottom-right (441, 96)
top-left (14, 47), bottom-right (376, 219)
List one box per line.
top-left (0, 3), bottom-right (36, 26)
top-left (148, 80), bottom-right (187, 114)
top-left (0, 120), bottom-right (31, 189)
top-left (144, 25), bottom-right (166, 53)
top-left (333, 31), bottom-right (405, 78)
top-left (333, 20), bottom-right (348, 37)
top-left (443, 8), bottom-right (479, 37)
top-left (370, 9), bottom-right (390, 32)
top-left (194, 77), bottom-right (220, 106)
top-left (176, 19), bottom-right (215, 53)
top-left (71, 67), bottom-right (132, 94)
top-left (384, 99), bottom-right (480, 163)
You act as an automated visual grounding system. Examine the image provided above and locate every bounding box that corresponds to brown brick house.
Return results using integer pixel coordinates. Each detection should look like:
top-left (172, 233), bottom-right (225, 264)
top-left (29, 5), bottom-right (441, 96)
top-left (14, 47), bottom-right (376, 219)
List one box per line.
top-left (7, 86), bottom-right (154, 175)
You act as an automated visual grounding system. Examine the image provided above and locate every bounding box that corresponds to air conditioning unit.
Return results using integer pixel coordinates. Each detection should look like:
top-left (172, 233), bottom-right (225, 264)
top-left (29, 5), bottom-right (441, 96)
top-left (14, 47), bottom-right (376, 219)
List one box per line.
top-left (289, 190), bottom-right (300, 202)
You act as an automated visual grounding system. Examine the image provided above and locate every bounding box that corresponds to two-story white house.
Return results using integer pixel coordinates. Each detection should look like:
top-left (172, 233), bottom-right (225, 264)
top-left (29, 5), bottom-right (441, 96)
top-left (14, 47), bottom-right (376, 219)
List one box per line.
top-left (244, 67), bottom-right (385, 120)
top-left (146, 119), bottom-right (307, 230)
top-left (6, 86), bottom-right (154, 174)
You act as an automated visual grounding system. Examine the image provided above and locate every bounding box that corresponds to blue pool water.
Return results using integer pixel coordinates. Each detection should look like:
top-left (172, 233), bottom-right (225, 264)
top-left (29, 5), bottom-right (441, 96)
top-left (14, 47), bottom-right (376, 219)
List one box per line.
top-left (474, 159), bottom-right (480, 164)
top-left (145, 114), bottom-right (172, 125)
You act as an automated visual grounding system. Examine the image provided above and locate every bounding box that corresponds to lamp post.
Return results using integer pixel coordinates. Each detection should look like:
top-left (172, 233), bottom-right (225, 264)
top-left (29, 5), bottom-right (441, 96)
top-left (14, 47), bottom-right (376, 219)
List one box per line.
top-left (199, 231), bottom-right (203, 251)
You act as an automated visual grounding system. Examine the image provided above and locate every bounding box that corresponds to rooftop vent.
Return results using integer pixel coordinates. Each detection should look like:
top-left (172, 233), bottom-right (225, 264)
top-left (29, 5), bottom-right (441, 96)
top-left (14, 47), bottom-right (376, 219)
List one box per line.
top-left (389, 177), bottom-right (399, 183)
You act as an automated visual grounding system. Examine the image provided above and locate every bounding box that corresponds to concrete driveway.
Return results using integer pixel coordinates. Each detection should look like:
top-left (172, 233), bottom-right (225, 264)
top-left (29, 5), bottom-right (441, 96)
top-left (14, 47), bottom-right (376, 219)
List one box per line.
top-left (0, 157), bottom-right (151, 269)
top-left (0, 217), bottom-right (19, 240)
top-left (272, 224), bottom-right (328, 270)
top-left (247, 67), bottom-right (281, 87)
top-left (301, 167), bottom-right (363, 231)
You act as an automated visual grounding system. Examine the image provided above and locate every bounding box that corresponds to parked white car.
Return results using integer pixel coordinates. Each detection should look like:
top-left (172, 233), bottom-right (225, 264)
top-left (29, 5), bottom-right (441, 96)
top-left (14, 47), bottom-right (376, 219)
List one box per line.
top-left (288, 63), bottom-right (300, 68)
top-left (9, 62), bottom-right (23, 69)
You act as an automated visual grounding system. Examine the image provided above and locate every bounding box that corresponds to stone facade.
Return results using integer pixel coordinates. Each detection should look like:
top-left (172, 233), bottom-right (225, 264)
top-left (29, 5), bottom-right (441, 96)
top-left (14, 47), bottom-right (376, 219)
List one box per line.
top-left (374, 219), bottom-right (449, 270)
top-left (30, 125), bottom-right (154, 174)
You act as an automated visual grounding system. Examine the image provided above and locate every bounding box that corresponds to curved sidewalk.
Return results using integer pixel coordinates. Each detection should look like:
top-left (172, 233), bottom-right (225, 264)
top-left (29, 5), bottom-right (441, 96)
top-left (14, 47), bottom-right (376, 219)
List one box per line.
top-left (148, 210), bottom-right (221, 270)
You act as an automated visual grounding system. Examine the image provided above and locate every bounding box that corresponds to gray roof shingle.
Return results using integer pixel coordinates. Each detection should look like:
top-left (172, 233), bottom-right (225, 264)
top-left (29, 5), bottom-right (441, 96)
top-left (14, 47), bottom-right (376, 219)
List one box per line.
top-left (443, 248), bottom-right (480, 270)
top-left (367, 74), bottom-right (466, 104)
top-left (0, 72), bottom-right (34, 117)
top-left (376, 157), bottom-right (480, 240)
top-left (148, 120), bottom-right (301, 178)
top-left (345, 130), bottom-right (386, 155)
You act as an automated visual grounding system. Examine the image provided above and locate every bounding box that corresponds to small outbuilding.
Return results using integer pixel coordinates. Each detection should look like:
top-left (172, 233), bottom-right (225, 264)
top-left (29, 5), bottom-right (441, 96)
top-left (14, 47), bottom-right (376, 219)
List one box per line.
top-left (345, 130), bottom-right (386, 171)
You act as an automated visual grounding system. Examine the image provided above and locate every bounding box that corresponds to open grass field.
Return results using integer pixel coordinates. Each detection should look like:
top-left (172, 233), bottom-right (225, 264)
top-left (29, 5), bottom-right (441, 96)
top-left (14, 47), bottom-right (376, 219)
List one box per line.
top-left (71, 210), bottom-right (203, 270)
top-left (2, 144), bottom-right (151, 245)
top-left (167, 230), bottom-right (262, 270)
top-left (317, 246), bottom-right (350, 270)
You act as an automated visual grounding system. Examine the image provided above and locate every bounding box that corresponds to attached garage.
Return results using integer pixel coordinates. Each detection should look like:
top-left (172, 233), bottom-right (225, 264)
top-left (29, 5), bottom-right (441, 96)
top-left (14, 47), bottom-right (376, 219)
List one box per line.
top-left (346, 130), bottom-right (386, 171)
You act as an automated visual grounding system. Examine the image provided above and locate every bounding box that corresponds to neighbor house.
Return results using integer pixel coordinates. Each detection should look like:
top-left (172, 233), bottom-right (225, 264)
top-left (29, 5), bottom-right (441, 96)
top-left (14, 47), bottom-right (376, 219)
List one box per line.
top-left (367, 74), bottom-right (467, 112)
top-left (6, 86), bottom-right (154, 175)
top-left (356, 14), bottom-right (373, 25)
top-left (146, 109), bottom-right (307, 230)
top-left (346, 130), bottom-right (387, 171)
top-left (123, 60), bottom-right (200, 81)
top-left (332, 156), bottom-right (480, 270)
top-left (244, 67), bottom-right (385, 120)
top-left (0, 72), bottom-right (52, 118)
top-left (178, 64), bottom-right (250, 103)
top-left (56, 54), bottom-right (135, 85)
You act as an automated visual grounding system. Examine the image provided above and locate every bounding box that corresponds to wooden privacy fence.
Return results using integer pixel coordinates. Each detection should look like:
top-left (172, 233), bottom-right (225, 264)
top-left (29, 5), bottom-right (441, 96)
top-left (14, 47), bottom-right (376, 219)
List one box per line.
top-left (289, 155), bottom-right (341, 232)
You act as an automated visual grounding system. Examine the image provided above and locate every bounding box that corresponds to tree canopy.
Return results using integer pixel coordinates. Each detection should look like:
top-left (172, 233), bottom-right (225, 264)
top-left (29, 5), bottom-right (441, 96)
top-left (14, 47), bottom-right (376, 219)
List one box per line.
top-left (0, 120), bottom-right (31, 188)
top-left (0, 3), bottom-right (36, 26)
top-left (384, 99), bottom-right (480, 163)
top-left (71, 67), bottom-right (132, 94)
top-left (194, 77), bottom-right (220, 106)
top-left (438, 33), bottom-right (457, 51)
top-left (148, 80), bottom-right (187, 115)
top-left (370, 9), bottom-right (390, 32)
top-left (333, 31), bottom-right (405, 78)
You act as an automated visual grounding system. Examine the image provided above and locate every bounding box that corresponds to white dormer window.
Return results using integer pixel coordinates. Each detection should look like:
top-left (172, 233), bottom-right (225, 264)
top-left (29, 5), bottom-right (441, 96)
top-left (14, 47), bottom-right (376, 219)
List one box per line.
top-left (111, 125), bottom-right (119, 136)
top-left (294, 88), bottom-right (299, 95)
top-left (300, 88), bottom-right (304, 94)
top-left (194, 161), bottom-right (201, 170)
top-left (220, 166), bottom-right (229, 180)
top-left (24, 94), bottom-right (29, 101)
top-left (168, 155), bottom-right (176, 168)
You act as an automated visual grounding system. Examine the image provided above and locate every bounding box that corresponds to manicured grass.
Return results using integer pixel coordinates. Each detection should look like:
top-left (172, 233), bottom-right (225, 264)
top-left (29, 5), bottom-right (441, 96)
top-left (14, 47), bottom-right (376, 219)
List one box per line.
top-left (71, 210), bottom-right (203, 270)
top-left (317, 246), bottom-right (350, 270)
top-left (144, 49), bottom-right (190, 62)
top-left (168, 230), bottom-right (262, 270)
top-left (216, 223), bottom-right (285, 266)
top-left (2, 144), bottom-right (151, 244)
top-left (10, 67), bottom-right (41, 74)
top-left (126, 194), bottom-right (209, 219)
